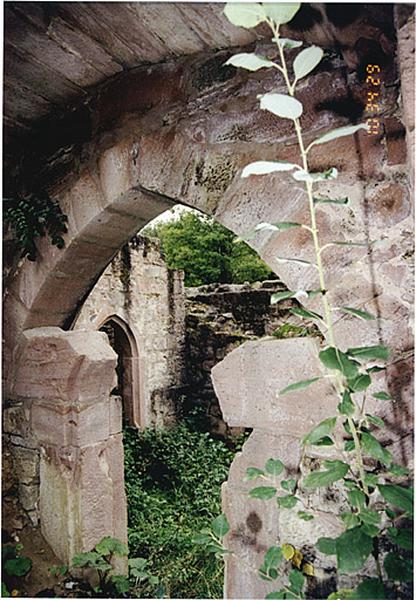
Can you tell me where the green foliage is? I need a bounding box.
[143,210,274,286]
[4,193,68,261]
[124,423,237,598]
[1,543,32,597]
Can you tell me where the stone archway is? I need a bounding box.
[98,316,140,429]
[3,11,413,584]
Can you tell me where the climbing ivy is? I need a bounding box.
[3,192,68,261]
[199,3,413,599]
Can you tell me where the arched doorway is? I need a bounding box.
[99,316,141,429]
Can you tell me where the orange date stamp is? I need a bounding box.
[365,64,382,135]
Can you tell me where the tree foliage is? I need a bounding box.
[143,210,274,286]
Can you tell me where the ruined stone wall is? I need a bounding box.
[185,280,320,436]
[74,236,186,428]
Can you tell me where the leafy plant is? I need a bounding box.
[4,192,68,261]
[1,543,32,597]
[208,3,414,598]
[124,424,240,598]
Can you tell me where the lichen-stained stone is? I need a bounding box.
[212,337,336,436]
[12,327,117,403]
[222,429,344,599]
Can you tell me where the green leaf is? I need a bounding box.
[384,552,413,582]
[298,511,314,521]
[361,523,379,537]
[340,512,360,529]
[361,432,391,466]
[288,569,305,594]
[346,345,389,361]
[372,391,392,401]
[339,307,376,321]
[111,575,130,594]
[271,290,295,304]
[359,508,381,527]
[259,93,303,119]
[335,527,373,573]
[250,486,277,500]
[266,592,286,600]
[388,463,409,476]
[277,494,298,509]
[351,578,385,599]
[278,38,303,49]
[260,546,283,579]
[309,124,368,149]
[313,196,349,205]
[212,514,230,537]
[367,365,385,373]
[4,556,32,577]
[327,591,354,600]
[302,417,336,446]
[293,46,323,80]
[377,484,413,515]
[347,373,371,392]
[279,376,321,395]
[338,391,355,416]
[293,167,338,182]
[265,458,285,476]
[245,466,265,481]
[364,473,379,488]
[303,460,349,489]
[225,53,277,72]
[242,161,299,177]
[387,527,413,550]
[317,537,337,555]
[281,479,296,493]
[365,414,385,428]
[290,307,322,321]
[319,347,359,378]
[313,436,334,446]
[2,583,9,597]
[263,3,301,24]
[223,3,266,28]
[194,533,213,545]
[95,537,128,557]
[241,220,302,240]
[347,489,366,510]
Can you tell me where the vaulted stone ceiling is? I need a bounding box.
[4,2,395,132]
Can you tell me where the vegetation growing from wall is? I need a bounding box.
[143,210,274,286]
[3,193,68,261]
[198,3,413,599]
[123,423,243,598]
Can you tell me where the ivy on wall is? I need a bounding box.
[3,192,68,261]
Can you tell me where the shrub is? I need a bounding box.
[123,424,239,598]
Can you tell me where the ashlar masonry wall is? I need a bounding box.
[74,235,186,428]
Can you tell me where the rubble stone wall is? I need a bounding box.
[185,280,320,436]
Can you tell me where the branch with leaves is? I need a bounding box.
[199,4,413,599]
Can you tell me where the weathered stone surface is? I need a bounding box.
[222,430,344,599]
[12,328,117,403]
[212,337,336,435]
[19,483,39,512]
[10,445,39,485]
[74,236,186,428]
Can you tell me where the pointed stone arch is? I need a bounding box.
[98,315,142,429]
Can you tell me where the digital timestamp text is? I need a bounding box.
[366,64,382,135]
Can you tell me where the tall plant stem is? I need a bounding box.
[273,25,368,495]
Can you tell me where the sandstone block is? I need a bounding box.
[13,327,117,403]
[212,337,336,435]
[31,400,111,447]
